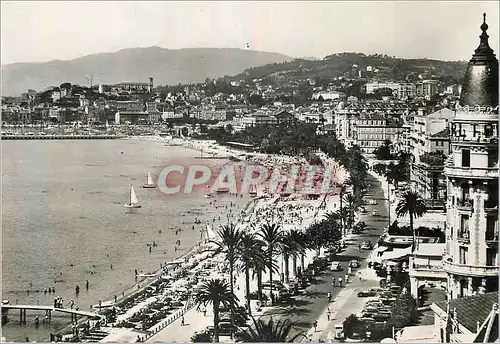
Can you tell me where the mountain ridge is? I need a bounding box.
[1,47,293,96]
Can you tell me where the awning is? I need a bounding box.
[380,247,412,262]
[377,246,389,253]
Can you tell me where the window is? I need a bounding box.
[462,149,470,167]
[488,149,498,168]
[461,215,469,232]
[459,247,468,265]
[486,216,498,240]
[486,248,497,266]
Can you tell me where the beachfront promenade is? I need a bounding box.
[144,172,390,342]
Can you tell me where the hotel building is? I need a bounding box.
[442,14,499,299]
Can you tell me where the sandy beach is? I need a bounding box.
[63,135,349,342]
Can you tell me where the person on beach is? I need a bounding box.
[313,320,318,332]
[86,280,89,290]
[75,285,80,295]
[338,277,342,287]
[181,316,185,326]
[70,299,74,309]
[114,295,117,303]
[327,308,331,321]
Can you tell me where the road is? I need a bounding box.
[261,173,390,339]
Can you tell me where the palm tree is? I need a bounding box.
[298,231,311,275]
[257,222,283,306]
[237,233,266,315]
[286,229,307,279]
[339,183,348,236]
[386,162,399,188]
[251,257,267,306]
[344,193,356,230]
[194,279,238,343]
[212,223,243,338]
[281,231,304,283]
[396,190,427,252]
[236,316,306,342]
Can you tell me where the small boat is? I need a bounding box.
[204,194,212,198]
[92,301,114,309]
[142,171,156,188]
[124,185,142,208]
[249,184,258,197]
[137,273,156,278]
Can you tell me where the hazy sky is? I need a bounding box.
[1,1,499,65]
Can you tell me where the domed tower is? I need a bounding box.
[443,13,499,300]
[459,13,499,107]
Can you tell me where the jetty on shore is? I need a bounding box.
[1,304,103,324]
[1,134,122,140]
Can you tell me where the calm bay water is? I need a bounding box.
[1,139,250,341]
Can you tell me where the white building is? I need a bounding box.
[442,15,498,300]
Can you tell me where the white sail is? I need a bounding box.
[147,172,154,185]
[130,186,139,205]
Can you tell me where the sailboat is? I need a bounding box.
[249,184,258,197]
[124,185,142,208]
[142,171,156,188]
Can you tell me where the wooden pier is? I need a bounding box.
[1,304,103,324]
[194,156,232,159]
[1,134,121,140]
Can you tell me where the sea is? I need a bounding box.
[1,139,251,342]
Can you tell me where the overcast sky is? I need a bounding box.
[1,1,499,65]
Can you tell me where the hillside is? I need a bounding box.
[1,47,292,96]
[232,52,468,85]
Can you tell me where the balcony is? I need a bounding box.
[409,263,447,279]
[445,164,498,179]
[485,232,499,246]
[456,198,474,211]
[443,257,499,277]
[484,199,498,211]
[457,231,470,245]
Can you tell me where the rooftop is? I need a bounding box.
[434,292,498,333]
[459,13,499,107]
[426,108,455,120]
[397,325,436,343]
[412,243,445,257]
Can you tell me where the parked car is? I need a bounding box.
[218,322,239,336]
[349,259,360,268]
[359,206,367,213]
[357,290,377,297]
[361,241,373,250]
[372,210,379,216]
[372,313,391,321]
[368,200,377,205]
[330,262,342,271]
[334,324,345,339]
